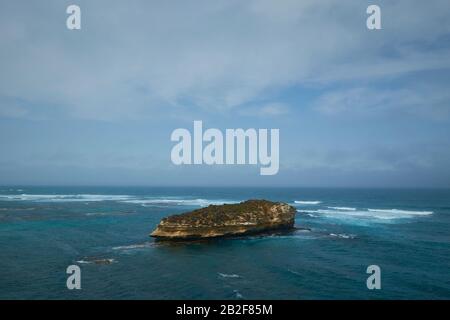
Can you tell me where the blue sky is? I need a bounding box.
[1,0,450,187]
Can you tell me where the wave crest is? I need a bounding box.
[298,207,433,221]
[294,200,321,205]
[328,206,356,211]
[0,194,236,208]
[218,273,241,278]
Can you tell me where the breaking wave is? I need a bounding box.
[294,200,321,205]
[367,208,433,216]
[218,273,241,278]
[0,194,133,202]
[297,207,433,221]
[329,233,356,239]
[0,194,236,208]
[328,206,356,211]
[76,258,116,265]
[121,198,236,207]
[112,242,155,250]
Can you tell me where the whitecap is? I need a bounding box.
[287,269,302,276]
[122,198,236,207]
[0,194,238,208]
[367,208,433,216]
[329,233,356,239]
[112,242,154,250]
[233,290,244,299]
[0,194,134,202]
[85,211,133,216]
[218,273,241,278]
[85,212,109,216]
[328,206,356,211]
[297,207,432,222]
[0,207,35,211]
[294,200,321,205]
[76,258,116,265]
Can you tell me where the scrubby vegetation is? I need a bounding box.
[163,200,280,225]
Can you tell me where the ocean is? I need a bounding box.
[0,186,449,299]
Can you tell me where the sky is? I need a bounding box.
[1,0,450,187]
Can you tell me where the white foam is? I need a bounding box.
[0,207,35,211]
[294,200,321,205]
[367,208,433,216]
[85,211,133,216]
[122,198,236,207]
[112,242,154,250]
[287,269,302,276]
[298,207,433,221]
[76,258,116,264]
[218,273,241,278]
[0,194,134,202]
[0,194,236,207]
[328,206,356,211]
[233,290,244,299]
[329,233,355,239]
[85,212,109,216]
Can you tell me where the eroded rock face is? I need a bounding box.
[150,199,296,240]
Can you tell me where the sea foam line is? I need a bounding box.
[0,194,236,207]
[0,194,134,202]
[327,206,356,211]
[367,208,433,215]
[112,242,154,250]
[218,273,241,278]
[297,207,433,220]
[294,200,321,205]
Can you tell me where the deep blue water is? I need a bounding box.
[0,186,449,299]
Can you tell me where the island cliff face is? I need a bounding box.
[150,199,296,240]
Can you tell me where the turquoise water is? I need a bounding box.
[0,187,449,299]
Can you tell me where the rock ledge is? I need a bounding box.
[150,199,296,240]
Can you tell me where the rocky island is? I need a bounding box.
[150,199,296,240]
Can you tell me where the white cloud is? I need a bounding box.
[313,85,450,119]
[0,0,450,120]
[238,102,290,117]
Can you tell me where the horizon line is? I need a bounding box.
[1,185,450,190]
